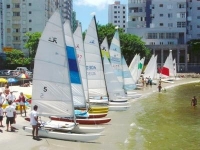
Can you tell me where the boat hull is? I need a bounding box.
[50,116,111,125]
[109,101,130,106]
[12,124,101,142]
[24,118,105,133]
[108,105,131,111]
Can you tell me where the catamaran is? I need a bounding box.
[12,10,103,142]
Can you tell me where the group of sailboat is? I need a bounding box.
[12,6,148,141]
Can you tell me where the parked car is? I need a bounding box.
[13,67,32,76]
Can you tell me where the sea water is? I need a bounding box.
[124,83,200,150]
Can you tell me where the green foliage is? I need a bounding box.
[5,49,31,69]
[187,39,200,55]
[24,32,41,58]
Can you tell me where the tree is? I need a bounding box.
[83,23,151,65]
[187,39,200,63]
[24,32,41,58]
[5,49,32,69]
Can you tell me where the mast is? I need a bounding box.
[58,0,76,124]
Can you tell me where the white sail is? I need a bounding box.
[129,54,138,72]
[73,24,89,102]
[103,56,125,100]
[32,10,74,117]
[64,20,86,108]
[121,56,136,91]
[109,30,123,87]
[143,54,155,78]
[130,54,140,83]
[84,16,107,97]
[160,50,175,77]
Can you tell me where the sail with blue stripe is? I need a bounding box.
[64,20,86,107]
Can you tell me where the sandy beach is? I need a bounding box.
[0,78,200,150]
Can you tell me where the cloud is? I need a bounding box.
[90,12,96,16]
[74,0,115,10]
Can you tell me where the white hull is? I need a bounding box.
[109,101,130,106]
[108,105,130,111]
[126,94,142,99]
[71,125,105,134]
[127,91,137,94]
[89,99,108,104]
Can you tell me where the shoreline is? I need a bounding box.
[0,78,200,150]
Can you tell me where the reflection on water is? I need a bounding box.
[126,83,200,150]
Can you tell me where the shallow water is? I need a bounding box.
[125,83,200,150]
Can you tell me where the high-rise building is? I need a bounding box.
[0,0,74,56]
[126,0,200,72]
[1,0,57,55]
[108,1,127,32]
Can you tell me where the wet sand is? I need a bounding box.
[0,78,200,150]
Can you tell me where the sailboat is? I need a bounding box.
[12,10,102,142]
[50,20,111,124]
[160,50,175,83]
[83,16,109,108]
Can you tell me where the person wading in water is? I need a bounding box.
[191,96,197,108]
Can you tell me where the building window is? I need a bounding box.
[123,16,125,18]
[118,21,120,23]
[177,22,186,28]
[7,28,11,33]
[177,3,185,8]
[198,7,200,10]
[114,21,117,23]
[197,16,200,19]
[13,36,20,41]
[114,6,117,8]
[7,5,10,8]
[149,42,155,45]
[123,25,125,28]
[168,23,173,27]
[159,33,165,39]
[123,6,125,9]
[118,16,120,18]
[114,16,117,18]
[123,11,125,14]
[14,3,20,8]
[118,11,120,13]
[123,21,125,23]
[160,23,163,26]
[22,28,26,33]
[197,25,200,28]
[166,33,176,38]
[114,11,117,14]
[14,28,20,32]
[148,33,157,39]
[159,4,163,7]
[168,41,174,45]
[168,13,173,18]
[160,14,163,17]
[177,12,186,18]
[29,20,32,22]
[160,42,163,45]
[29,3,31,6]
[13,12,20,16]
[29,28,32,31]
[29,11,32,14]
[197,34,200,38]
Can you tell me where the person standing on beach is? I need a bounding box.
[4,100,16,132]
[30,105,39,139]
[191,96,197,108]
[6,91,16,102]
[158,84,162,92]
[18,92,26,117]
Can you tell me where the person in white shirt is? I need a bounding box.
[30,105,39,139]
[6,91,16,102]
[4,101,16,132]
[0,92,5,105]
[0,104,4,128]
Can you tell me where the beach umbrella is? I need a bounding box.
[0,78,7,87]
[17,73,29,84]
[7,78,18,86]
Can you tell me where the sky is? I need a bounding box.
[73,0,128,31]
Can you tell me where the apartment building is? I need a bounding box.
[108,1,127,31]
[127,0,200,72]
[1,0,74,56]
